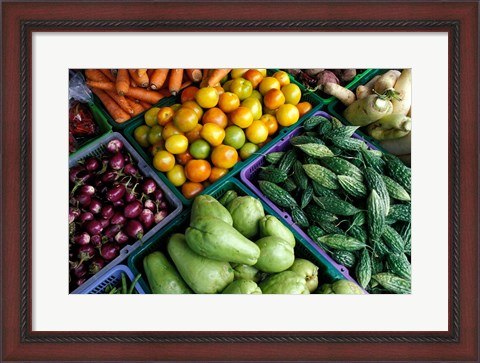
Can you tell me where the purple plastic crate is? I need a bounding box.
[240,110,379,291]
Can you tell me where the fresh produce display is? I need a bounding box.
[243,113,411,294]
[68,68,412,296]
[68,136,176,292]
[121,68,315,201]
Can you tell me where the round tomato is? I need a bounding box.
[152,150,175,172]
[272,70,291,87]
[134,125,151,148]
[182,100,204,120]
[202,107,228,129]
[211,144,238,169]
[167,164,187,187]
[281,83,302,105]
[218,92,240,113]
[195,87,219,109]
[229,78,253,101]
[245,120,269,144]
[149,140,165,157]
[181,181,204,199]
[230,68,249,79]
[241,97,262,120]
[229,106,254,128]
[147,125,164,145]
[162,122,184,141]
[165,134,189,154]
[222,79,233,92]
[189,139,211,160]
[208,166,229,183]
[239,142,259,160]
[175,150,193,166]
[276,103,300,127]
[185,124,203,144]
[173,107,199,133]
[263,88,285,110]
[258,77,281,95]
[157,106,174,126]
[184,159,211,183]
[256,69,267,77]
[223,125,246,150]
[144,107,160,127]
[180,86,199,104]
[259,114,279,136]
[200,123,225,146]
[243,69,264,89]
[250,90,263,102]
[296,101,313,117]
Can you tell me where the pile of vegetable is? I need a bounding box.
[103,272,142,294]
[252,114,412,294]
[141,192,364,294]
[68,137,172,292]
[128,69,313,200]
[69,101,98,153]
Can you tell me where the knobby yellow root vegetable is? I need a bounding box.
[379,132,411,157]
[320,82,356,106]
[374,70,402,94]
[366,113,412,140]
[391,69,412,115]
[343,93,393,126]
[356,75,381,99]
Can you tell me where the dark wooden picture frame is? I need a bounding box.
[1,1,478,361]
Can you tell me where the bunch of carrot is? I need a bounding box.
[85,68,229,124]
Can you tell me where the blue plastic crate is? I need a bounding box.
[81,264,145,294]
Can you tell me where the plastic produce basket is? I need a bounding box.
[92,90,177,131]
[80,264,145,294]
[280,69,374,105]
[128,176,356,294]
[69,101,113,158]
[327,68,394,151]
[122,74,324,206]
[69,132,183,294]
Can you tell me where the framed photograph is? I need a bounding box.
[1,1,478,361]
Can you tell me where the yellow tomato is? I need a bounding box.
[173,107,199,132]
[167,164,187,187]
[281,83,302,105]
[276,103,300,127]
[152,150,176,172]
[259,114,279,136]
[230,68,249,79]
[229,106,254,128]
[272,70,291,87]
[165,134,189,154]
[162,121,184,141]
[241,97,263,120]
[258,77,281,95]
[200,123,225,146]
[245,120,269,144]
[195,87,219,108]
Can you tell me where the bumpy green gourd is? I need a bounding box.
[222,279,262,294]
[167,233,234,294]
[227,196,265,239]
[259,271,310,294]
[185,216,260,265]
[143,251,192,294]
[254,236,295,273]
[190,194,233,225]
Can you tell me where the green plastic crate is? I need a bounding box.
[127,176,351,294]
[122,72,324,206]
[281,69,374,105]
[69,101,112,158]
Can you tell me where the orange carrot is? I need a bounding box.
[99,69,115,82]
[115,69,130,96]
[186,69,202,82]
[200,69,213,88]
[158,88,171,97]
[147,69,155,78]
[125,87,164,104]
[128,69,149,88]
[85,69,111,82]
[86,80,115,91]
[207,68,231,87]
[138,100,153,109]
[126,98,145,117]
[180,80,193,91]
[168,69,184,96]
[105,89,134,115]
[91,88,131,123]
[137,69,148,77]
[149,69,169,90]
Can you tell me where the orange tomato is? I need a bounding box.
[296,101,313,117]
[185,124,203,144]
[243,69,264,89]
[162,122,184,141]
[173,107,199,133]
[180,86,200,104]
[276,103,300,127]
[149,140,165,157]
[229,106,254,128]
[175,150,193,166]
[152,150,175,172]
[182,100,204,120]
[156,106,175,126]
[181,181,204,199]
[211,144,238,169]
[259,114,279,136]
[202,107,228,129]
[263,88,286,110]
[218,92,240,113]
[184,159,211,183]
[214,86,225,96]
[272,70,291,87]
[258,77,281,95]
[200,123,225,146]
[245,120,269,144]
[195,86,219,109]
[208,166,229,183]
